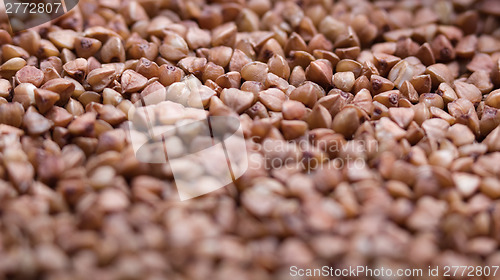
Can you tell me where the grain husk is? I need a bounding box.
[305,59,333,88]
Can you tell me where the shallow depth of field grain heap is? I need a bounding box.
[0,0,500,279]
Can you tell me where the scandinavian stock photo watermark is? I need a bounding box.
[126,75,248,201]
[289,265,500,278]
[126,75,376,201]
[249,135,374,171]
[2,0,79,32]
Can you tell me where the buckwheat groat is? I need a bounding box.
[0,0,499,279]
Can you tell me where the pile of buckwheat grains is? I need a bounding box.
[0,0,500,279]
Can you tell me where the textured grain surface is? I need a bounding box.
[0,0,499,279]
